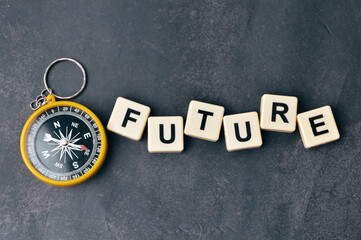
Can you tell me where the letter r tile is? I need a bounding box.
[297,105,340,148]
[107,97,151,141]
[184,100,225,142]
[260,94,298,133]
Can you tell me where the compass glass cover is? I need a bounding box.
[25,105,102,181]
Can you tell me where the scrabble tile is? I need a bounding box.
[223,112,263,152]
[107,97,151,141]
[148,116,184,153]
[184,100,225,142]
[260,94,298,133]
[297,105,340,148]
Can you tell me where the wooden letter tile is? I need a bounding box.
[184,100,225,142]
[107,97,151,141]
[148,116,184,153]
[297,105,340,148]
[260,94,298,133]
[223,112,263,151]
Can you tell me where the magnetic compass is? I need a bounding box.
[20,58,107,187]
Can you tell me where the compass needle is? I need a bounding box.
[68,142,82,149]
[43,133,52,142]
[68,146,82,152]
[44,133,61,144]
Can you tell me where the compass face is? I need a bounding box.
[25,105,102,181]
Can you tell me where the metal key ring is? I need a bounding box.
[43,58,87,100]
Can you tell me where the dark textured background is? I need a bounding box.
[0,0,360,239]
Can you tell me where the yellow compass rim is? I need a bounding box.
[20,96,108,187]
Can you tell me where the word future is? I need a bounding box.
[107,94,340,153]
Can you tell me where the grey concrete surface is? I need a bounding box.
[0,0,360,239]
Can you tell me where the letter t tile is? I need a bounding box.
[184,100,225,142]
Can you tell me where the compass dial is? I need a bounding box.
[25,105,103,181]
